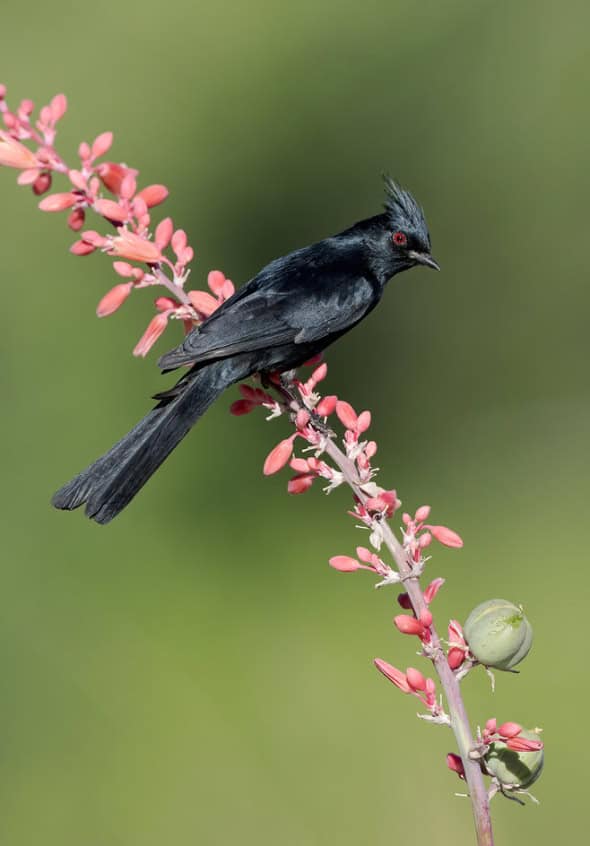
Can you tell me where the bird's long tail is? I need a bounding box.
[52,357,251,524]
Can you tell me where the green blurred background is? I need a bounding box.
[1,1,588,843]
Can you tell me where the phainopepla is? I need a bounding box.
[52,178,439,523]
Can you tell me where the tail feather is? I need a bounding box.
[52,358,250,524]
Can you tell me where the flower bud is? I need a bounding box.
[484,729,544,789]
[464,599,533,670]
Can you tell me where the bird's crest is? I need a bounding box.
[383,176,429,244]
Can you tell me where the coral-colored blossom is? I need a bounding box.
[109,229,162,263]
[426,525,464,548]
[133,312,169,357]
[374,659,412,693]
[497,722,522,739]
[263,435,296,476]
[137,184,169,207]
[406,667,426,691]
[394,615,425,636]
[96,282,133,317]
[505,736,544,753]
[38,192,78,212]
[335,400,358,430]
[0,133,38,169]
[329,555,361,572]
[423,577,445,604]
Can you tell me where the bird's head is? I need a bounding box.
[367,177,439,282]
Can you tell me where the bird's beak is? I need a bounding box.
[408,250,441,271]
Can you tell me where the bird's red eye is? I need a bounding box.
[392,231,407,247]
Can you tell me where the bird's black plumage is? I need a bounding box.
[52,178,438,523]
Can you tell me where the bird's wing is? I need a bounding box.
[158,250,379,371]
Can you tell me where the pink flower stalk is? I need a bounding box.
[0,82,233,356]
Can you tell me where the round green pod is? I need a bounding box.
[464,599,533,670]
[484,729,544,789]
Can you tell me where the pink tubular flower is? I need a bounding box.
[374,659,412,693]
[137,184,169,207]
[96,282,133,317]
[426,525,464,548]
[133,312,169,357]
[109,229,162,263]
[329,555,362,572]
[394,615,426,636]
[423,577,445,605]
[38,192,78,212]
[497,722,522,739]
[506,736,544,753]
[335,400,358,430]
[406,667,426,691]
[0,133,38,169]
[263,435,296,476]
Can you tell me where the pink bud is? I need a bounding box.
[356,546,374,564]
[97,162,128,194]
[374,659,411,693]
[0,135,38,169]
[32,172,52,196]
[288,474,314,494]
[419,608,433,628]
[335,400,358,430]
[112,261,134,277]
[78,141,91,161]
[91,131,113,159]
[329,555,361,572]
[207,269,226,295]
[171,229,188,255]
[70,240,96,256]
[316,395,338,416]
[427,525,464,549]
[81,230,107,248]
[96,282,133,317]
[406,667,426,691]
[188,290,219,318]
[132,196,148,219]
[133,312,169,357]
[155,217,174,250]
[155,297,178,312]
[506,736,543,753]
[356,410,371,434]
[120,172,137,200]
[423,577,445,604]
[290,457,310,473]
[38,192,78,212]
[94,198,128,222]
[178,247,194,266]
[497,722,522,739]
[68,169,87,191]
[446,753,465,779]
[67,208,86,231]
[448,619,465,643]
[263,435,296,476]
[137,184,169,208]
[485,718,497,734]
[50,93,67,122]
[447,648,465,670]
[109,230,162,263]
[221,279,235,299]
[365,440,377,458]
[418,532,432,548]
[394,615,425,636]
[415,505,431,522]
[17,168,40,186]
[230,399,255,416]
[397,592,412,610]
[311,362,328,384]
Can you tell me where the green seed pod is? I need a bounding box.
[484,729,544,789]
[464,599,533,670]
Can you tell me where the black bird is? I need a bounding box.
[52,178,439,523]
